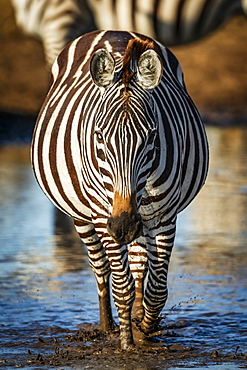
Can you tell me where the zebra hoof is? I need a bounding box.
[107,322,120,336]
[132,320,149,343]
[132,306,144,322]
[100,320,119,336]
[119,337,135,351]
[133,323,167,347]
[120,342,136,351]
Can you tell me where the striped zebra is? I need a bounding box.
[11,0,247,66]
[31,30,209,349]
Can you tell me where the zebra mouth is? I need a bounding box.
[107,213,143,245]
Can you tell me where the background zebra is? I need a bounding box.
[11,0,247,66]
[31,30,209,348]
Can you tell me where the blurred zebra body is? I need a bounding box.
[31,30,209,348]
[89,0,246,45]
[11,0,96,66]
[11,0,246,66]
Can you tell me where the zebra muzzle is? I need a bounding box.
[107,212,143,245]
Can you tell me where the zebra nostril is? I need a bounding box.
[115,229,124,240]
[107,218,113,233]
[107,222,124,243]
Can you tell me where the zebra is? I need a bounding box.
[11,0,96,66]
[31,30,209,349]
[11,0,247,66]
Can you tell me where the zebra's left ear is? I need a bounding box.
[90,49,115,89]
[136,49,163,90]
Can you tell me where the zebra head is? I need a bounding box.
[90,39,163,245]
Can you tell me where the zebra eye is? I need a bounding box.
[95,131,104,143]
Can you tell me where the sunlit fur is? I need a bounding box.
[31,30,209,349]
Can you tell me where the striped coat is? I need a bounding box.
[31,30,209,349]
[11,0,247,66]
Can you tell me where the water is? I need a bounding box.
[0,126,246,368]
[167,126,247,353]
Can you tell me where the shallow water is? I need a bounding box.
[0,126,247,368]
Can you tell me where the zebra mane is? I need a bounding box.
[122,38,155,89]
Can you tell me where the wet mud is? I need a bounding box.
[1,321,247,369]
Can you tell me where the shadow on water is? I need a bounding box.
[0,120,246,368]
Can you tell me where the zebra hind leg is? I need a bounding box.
[74,219,115,332]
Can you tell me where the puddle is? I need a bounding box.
[0,126,246,368]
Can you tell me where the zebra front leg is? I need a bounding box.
[128,238,147,322]
[141,228,175,335]
[105,241,135,350]
[74,219,115,332]
[128,240,149,344]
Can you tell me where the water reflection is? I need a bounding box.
[0,145,96,332]
[0,126,246,356]
[179,127,247,243]
[175,126,247,277]
[165,126,247,353]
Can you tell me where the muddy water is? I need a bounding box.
[0,126,247,369]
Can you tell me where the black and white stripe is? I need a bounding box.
[31,30,208,349]
[11,0,246,66]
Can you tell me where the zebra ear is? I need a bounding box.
[90,49,115,88]
[136,49,162,89]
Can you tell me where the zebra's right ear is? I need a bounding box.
[90,49,115,89]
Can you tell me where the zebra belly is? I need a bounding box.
[32,136,92,223]
[35,166,92,222]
